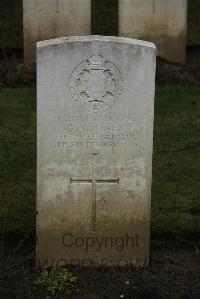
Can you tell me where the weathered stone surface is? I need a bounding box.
[119,0,187,63]
[37,36,156,267]
[23,0,91,62]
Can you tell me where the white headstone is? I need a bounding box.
[119,0,187,63]
[23,0,91,62]
[37,36,156,268]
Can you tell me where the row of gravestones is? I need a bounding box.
[24,0,188,63]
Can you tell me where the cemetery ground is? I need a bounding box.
[0,84,200,298]
[0,0,200,298]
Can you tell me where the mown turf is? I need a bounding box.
[0,88,36,235]
[152,86,200,235]
[0,86,199,236]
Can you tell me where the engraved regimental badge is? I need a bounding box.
[69,54,123,113]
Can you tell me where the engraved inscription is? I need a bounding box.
[69,54,123,113]
[50,115,141,149]
[55,133,138,148]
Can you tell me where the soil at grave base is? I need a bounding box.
[0,236,200,299]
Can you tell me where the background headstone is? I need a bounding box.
[119,0,188,63]
[23,0,91,62]
[37,36,156,267]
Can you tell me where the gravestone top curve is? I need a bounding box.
[37,35,156,49]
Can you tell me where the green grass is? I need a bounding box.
[0,88,36,235]
[0,0,199,50]
[0,86,199,236]
[152,86,200,234]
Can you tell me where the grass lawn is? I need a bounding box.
[0,88,36,235]
[152,86,200,235]
[0,86,199,237]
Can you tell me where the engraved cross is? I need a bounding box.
[70,153,119,232]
